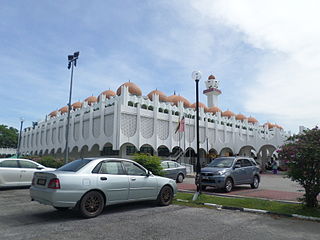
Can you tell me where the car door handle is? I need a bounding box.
[100,177,108,181]
[21,170,26,172]
[131,178,136,181]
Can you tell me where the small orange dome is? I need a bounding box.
[208,75,216,80]
[59,106,68,114]
[167,94,178,103]
[236,113,247,121]
[190,102,208,112]
[264,122,276,129]
[49,110,58,117]
[169,95,191,108]
[222,110,235,118]
[100,89,116,99]
[116,82,142,96]
[147,90,168,102]
[207,106,222,114]
[72,101,82,109]
[85,96,97,105]
[248,117,258,124]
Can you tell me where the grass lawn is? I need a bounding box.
[174,192,320,218]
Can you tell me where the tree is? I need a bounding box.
[133,153,164,176]
[0,125,18,148]
[278,126,320,207]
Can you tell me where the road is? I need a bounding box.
[0,188,319,240]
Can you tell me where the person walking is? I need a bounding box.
[272,160,278,174]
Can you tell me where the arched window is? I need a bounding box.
[128,101,134,107]
[164,109,169,114]
[134,103,139,107]
[148,106,154,111]
[141,104,147,109]
[158,108,163,113]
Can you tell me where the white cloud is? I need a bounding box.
[189,0,320,132]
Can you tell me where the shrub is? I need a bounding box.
[278,126,320,208]
[29,155,64,168]
[133,153,164,176]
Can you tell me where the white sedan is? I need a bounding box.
[0,158,55,187]
[30,158,177,218]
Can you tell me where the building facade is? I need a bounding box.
[20,76,289,167]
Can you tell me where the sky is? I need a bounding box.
[1,0,319,134]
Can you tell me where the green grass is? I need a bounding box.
[174,192,320,218]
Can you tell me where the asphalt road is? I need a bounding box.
[0,188,319,240]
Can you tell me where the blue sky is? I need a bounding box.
[1,0,319,133]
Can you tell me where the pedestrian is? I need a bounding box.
[272,161,278,174]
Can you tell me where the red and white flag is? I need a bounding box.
[175,116,185,133]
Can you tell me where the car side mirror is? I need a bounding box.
[146,170,152,177]
[234,164,241,169]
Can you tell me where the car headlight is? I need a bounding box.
[218,171,227,175]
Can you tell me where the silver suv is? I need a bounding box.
[200,157,260,192]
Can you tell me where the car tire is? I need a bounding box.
[250,175,259,189]
[176,173,184,183]
[54,207,69,211]
[79,191,105,218]
[224,178,233,193]
[201,185,207,191]
[157,185,173,206]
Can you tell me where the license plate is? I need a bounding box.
[202,176,209,180]
[37,178,46,185]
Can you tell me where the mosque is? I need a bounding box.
[20,75,289,169]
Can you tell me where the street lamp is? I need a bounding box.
[191,71,202,200]
[64,51,80,164]
[17,117,24,158]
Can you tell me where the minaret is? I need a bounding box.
[203,75,222,107]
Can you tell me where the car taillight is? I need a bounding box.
[48,178,60,189]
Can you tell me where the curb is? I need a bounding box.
[176,199,320,222]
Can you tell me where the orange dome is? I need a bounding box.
[236,113,247,121]
[59,106,68,114]
[116,82,142,96]
[275,124,283,129]
[72,101,82,109]
[100,89,116,99]
[147,90,168,102]
[248,117,258,124]
[85,96,97,105]
[190,102,208,112]
[49,110,58,117]
[169,95,191,108]
[208,75,216,80]
[222,110,235,118]
[207,106,222,114]
[167,94,178,103]
[264,122,276,129]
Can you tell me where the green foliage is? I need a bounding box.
[29,155,64,168]
[278,126,320,208]
[0,125,18,148]
[133,153,164,176]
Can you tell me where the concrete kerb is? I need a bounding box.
[175,199,320,222]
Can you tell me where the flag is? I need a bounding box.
[175,116,185,133]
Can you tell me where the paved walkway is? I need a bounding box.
[178,173,310,202]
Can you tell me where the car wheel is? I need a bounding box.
[201,185,207,191]
[157,185,173,206]
[250,175,259,189]
[176,173,184,183]
[224,178,233,193]
[79,191,105,218]
[54,207,69,211]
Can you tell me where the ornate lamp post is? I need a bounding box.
[64,51,79,164]
[192,71,202,200]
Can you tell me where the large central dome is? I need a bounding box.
[117,82,142,96]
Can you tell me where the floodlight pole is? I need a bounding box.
[17,117,24,158]
[64,52,79,164]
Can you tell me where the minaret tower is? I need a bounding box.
[203,75,222,107]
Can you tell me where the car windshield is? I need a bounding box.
[57,158,92,172]
[207,158,234,168]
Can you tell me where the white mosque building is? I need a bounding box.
[20,75,289,168]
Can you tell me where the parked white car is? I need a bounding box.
[0,158,55,187]
[30,158,177,218]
